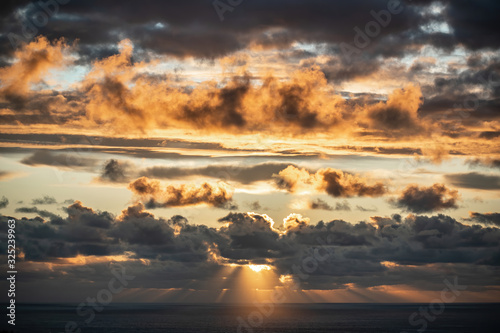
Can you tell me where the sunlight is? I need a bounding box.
[247,264,272,273]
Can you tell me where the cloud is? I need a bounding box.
[275,165,387,197]
[356,205,377,212]
[99,159,133,183]
[95,160,296,184]
[82,52,348,134]
[467,212,500,227]
[128,177,235,209]
[444,172,500,190]
[217,212,284,260]
[31,196,57,205]
[0,196,8,209]
[359,84,426,135]
[247,201,262,211]
[1,36,496,153]
[15,206,60,220]
[283,213,310,232]
[140,162,294,184]
[0,36,70,109]
[309,199,351,211]
[445,0,500,50]
[21,150,99,170]
[2,201,500,297]
[118,202,155,221]
[0,1,427,60]
[0,171,20,180]
[392,183,460,213]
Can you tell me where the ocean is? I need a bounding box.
[2,303,499,333]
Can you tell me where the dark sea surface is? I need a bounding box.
[1,303,499,333]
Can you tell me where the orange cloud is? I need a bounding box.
[128,177,235,208]
[357,84,426,135]
[275,165,387,197]
[0,36,70,107]
[283,213,310,232]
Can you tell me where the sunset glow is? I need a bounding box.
[0,0,499,311]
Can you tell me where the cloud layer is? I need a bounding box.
[1,201,499,300]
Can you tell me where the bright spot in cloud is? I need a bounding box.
[248,264,272,272]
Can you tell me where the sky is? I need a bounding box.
[0,0,499,304]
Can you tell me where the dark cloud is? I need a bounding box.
[0,133,254,152]
[247,201,262,211]
[128,177,235,209]
[218,212,285,260]
[467,212,500,227]
[479,131,500,140]
[356,205,378,212]
[467,158,500,169]
[444,172,500,190]
[1,202,500,296]
[309,199,351,211]
[392,183,460,213]
[99,159,132,183]
[0,196,8,209]
[31,195,57,205]
[0,0,428,60]
[444,0,500,50]
[140,162,294,185]
[309,56,381,84]
[21,150,99,170]
[15,206,60,221]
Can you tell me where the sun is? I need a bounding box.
[247,264,272,273]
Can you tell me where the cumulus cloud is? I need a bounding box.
[283,213,310,232]
[392,183,460,213]
[82,50,348,134]
[2,201,500,298]
[118,202,155,221]
[359,84,426,135]
[1,37,436,140]
[275,165,387,197]
[128,177,235,209]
